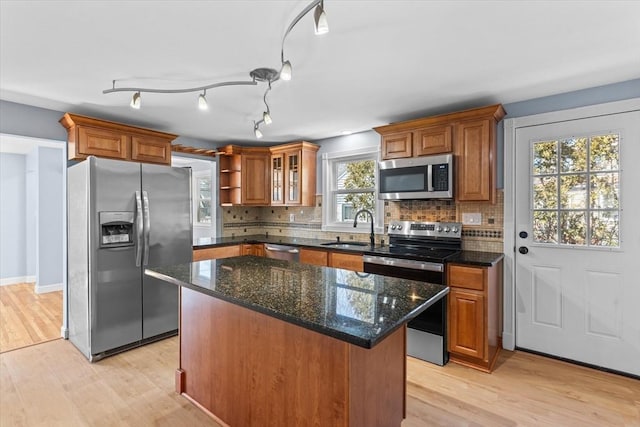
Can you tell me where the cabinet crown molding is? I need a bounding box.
[373,104,506,135]
[59,112,178,140]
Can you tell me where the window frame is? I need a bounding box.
[193,169,213,227]
[321,147,383,233]
[529,132,621,250]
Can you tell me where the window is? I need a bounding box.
[531,133,620,247]
[195,173,212,225]
[171,154,216,239]
[322,148,382,233]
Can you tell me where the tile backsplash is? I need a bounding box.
[222,191,504,253]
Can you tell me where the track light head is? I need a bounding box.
[280,60,292,81]
[254,123,263,139]
[198,92,208,110]
[130,92,141,109]
[314,1,328,35]
[263,111,272,125]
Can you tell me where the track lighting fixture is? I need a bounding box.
[263,111,272,125]
[130,92,141,109]
[279,60,292,81]
[198,91,208,110]
[314,1,329,35]
[254,122,263,139]
[104,0,328,138]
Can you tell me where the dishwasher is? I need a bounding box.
[264,244,300,262]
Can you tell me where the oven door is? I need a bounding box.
[363,255,448,365]
[362,255,445,336]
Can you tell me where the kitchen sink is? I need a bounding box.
[321,241,369,248]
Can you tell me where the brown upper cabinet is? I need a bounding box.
[270,142,319,206]
[217,142,318,207]
[374,104,505,203]
[60,113,177,165]
[217,145,270,206]
[241,148,271,206]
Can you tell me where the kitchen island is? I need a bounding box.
[146,256,448,427]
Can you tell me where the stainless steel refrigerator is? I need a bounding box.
[68,156,192,361]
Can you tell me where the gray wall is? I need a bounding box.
[0,99,217,149]
[309,78,640,190]
[0,153,27,280]
[498,78,640,188]
[313,130,380,193]
[25,149,37,275]
[37,146,63,286]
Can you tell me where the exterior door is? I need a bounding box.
[514,109,640,376]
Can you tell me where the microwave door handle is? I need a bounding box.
[427,164,434,192]
[142,191,151,266]
[135,191,143,267]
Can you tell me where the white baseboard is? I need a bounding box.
[0,275,36,286]
[35,282,63,294]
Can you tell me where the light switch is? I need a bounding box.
[462,213,481,225]
[289,213,295,222]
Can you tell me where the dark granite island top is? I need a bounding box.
[146,256,448,349]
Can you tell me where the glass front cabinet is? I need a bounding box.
[270,142,319,207]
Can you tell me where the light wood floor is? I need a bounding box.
[0,283,63,353]
[1,337,638,426]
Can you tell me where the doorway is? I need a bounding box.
[504,99,640,376]
[0,134,65,352]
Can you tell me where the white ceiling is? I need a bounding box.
[1,1,639,147]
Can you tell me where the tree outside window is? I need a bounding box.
[531,133,620,248]
[322,149,382,232]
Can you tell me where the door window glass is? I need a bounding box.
[531,133,620,247]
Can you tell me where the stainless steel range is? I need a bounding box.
[363,221,462,365]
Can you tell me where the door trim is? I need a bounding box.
[502,97,640,350]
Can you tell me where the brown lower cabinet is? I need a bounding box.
[177,287,406,426]
[447,260,502,372]
[328,251,364,272]
[192,245,241,261]
[299,248,329,266]
[241,243,265,257]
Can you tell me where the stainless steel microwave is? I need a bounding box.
[378,154,453,200]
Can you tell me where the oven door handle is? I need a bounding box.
[363,255,443,272]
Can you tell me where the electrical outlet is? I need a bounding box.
[289,213,295,222]
[462,213,481,225]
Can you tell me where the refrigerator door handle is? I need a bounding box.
[142,190,151,266]
[135,191,144,267]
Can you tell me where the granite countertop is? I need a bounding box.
[146,256,448,349]
[194,234,504,265]
[447,251,504,266]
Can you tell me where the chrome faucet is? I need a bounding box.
[353,209,375,247]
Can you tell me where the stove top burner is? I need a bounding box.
[388,220,462,239]
[385,220,463,262]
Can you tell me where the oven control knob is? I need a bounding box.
[390,224,396,230]
[397,225,403,230]
[444,226,451,233]
[436,226,443,232]
[452,226,459,233]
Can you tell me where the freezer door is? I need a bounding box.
[90,157,143,354]
[141,163,192,339]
